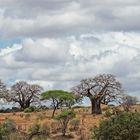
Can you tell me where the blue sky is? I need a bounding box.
[0,38,21,48]
[0,0,140,105]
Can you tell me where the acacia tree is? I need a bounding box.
[6,81,43,109]
[72,74,123,114]
[41,90,75,118]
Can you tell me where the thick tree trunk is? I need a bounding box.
[25,100,30,109]
[19,102,25,109]
[19,101,30,110]
[91,98,102,114]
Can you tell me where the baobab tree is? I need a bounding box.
[72,74,123,114]
[5,81,43,109]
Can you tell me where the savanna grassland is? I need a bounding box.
[0,105,140,140]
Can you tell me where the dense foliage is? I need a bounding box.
[93,112,140,140]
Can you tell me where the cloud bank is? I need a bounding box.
[0,0,140,38]
[0,32,140,97]
[0,0,140,100]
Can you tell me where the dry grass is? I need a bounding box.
[0,107,104,131]
[0,104,139,139]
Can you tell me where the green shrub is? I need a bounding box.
[24,108,32,113]
[24,106,40,113]
[72,106,86,109]
[28,123,50,139]
[11,107,22,112]
[55,110,76,136]
[0,119,17,139]
[0,107,22,113]
[93,112,140,140]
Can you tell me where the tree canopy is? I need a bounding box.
[41,90,75,117]
[5,81,43,109]
[72,74,123,114]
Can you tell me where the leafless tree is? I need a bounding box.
[0,80,7,97]
[6,81,43,109]
[121,95,138,112]
[72,74,123,114]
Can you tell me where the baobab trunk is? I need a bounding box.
[91,98,102,114]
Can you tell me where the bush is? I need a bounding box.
[0,107,22,113]
[39,105,49,110]
[0,108,11,113]
[72,106,86,109]
[55,110,76,136]
[104,110,113,117]
[24,106,40,113]
[0,119,17,139]
[40,124,50,136]
[11,107,22,112]
[93,112,140,140]
[28,123,50,139]
[29,124,41,134]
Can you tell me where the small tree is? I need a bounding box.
[55,110,76,136]
[72,74,123,114]
[121,95,138,112]
[5,81,43,109]
[41,90,75,117]
[93,112,140,140]
[0,80,8,98]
